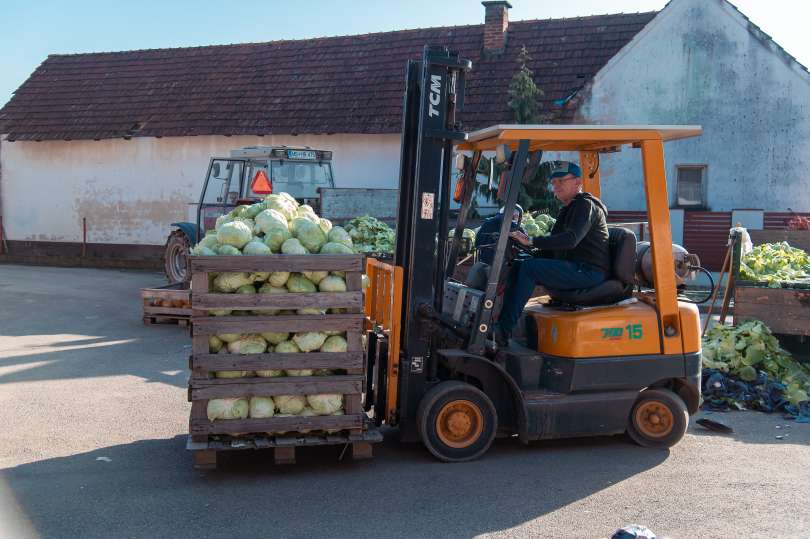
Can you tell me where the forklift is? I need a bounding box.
[364,46,703,462]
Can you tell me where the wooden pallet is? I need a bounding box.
[142,282,191,325]
[187,427,382,469]
[187,254,378,469]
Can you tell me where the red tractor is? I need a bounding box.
[163,146,335,282]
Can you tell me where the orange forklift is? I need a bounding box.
[363,46,703,462]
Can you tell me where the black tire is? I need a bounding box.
[417,381,497,462]
[164,229,191,283]
[627,388,689,449]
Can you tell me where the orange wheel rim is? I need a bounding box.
[635,400,675,438]
[435,399,484,449]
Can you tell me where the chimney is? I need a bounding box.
[482,1,512,52]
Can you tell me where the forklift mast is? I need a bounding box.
[393,46,471,436]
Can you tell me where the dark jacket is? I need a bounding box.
[475,213,525,265]
[532,192,610,273]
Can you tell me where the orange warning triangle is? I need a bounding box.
[251,169,273,194]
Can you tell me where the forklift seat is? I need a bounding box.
[545,227,637,307]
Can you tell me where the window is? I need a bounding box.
[676,165,707,208]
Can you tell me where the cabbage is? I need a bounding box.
[227,334,267,354]
[209,335,224,353]
[249,272,270,282]
[209,309,232,316]
[243,240,272,255]
[215,214,233,230]
[255,208,288,232]
[740,242,810,285]
[249,396,275,418]
[293,332,327,352]
[217,333,241,343]
[263,222,292,252]
[244,202,267,219]
[286,274,317,293]
[268,272,290,287]
[235,284,256,295]
[281,238,309,255]
[302,271,329,284]
[297,308,326,315]
[275,395,306,415]
[320,242,354,255]
[207,398,249,421]
[264,195,298,222]
[286,369,314,377]
[215,370,250,378]
[255,369,284,377]
[344,216,395,253]
[361,274,369,289]
[314,369,334,376]
[215,244,242,256]
[319,275,347,292]
[260,332,290,345]
[327,226,353,248]
[213,272,254,292]
[319,218,333,234]
[274,340,301,353]
[307,394,343,415]
[191,245,217,256]
[217,221,253,249]
[321,335,348,353]
[294,219,328,252]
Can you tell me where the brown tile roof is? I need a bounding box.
[0,12,656,141]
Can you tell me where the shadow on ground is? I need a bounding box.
[0,265,188,388]
[1,429,669,538]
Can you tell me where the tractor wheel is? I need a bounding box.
[164,229,191,283]
[417,381,497,462]
[627,388,689,449]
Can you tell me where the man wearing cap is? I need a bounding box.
[494,161,610,345]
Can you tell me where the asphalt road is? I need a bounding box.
[0,264,808,538]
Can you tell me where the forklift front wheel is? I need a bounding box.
[627,388,689,449]
[417,381,497,463]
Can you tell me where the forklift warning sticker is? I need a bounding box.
[420,192,435,219]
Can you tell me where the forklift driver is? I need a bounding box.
[494,161,610,345]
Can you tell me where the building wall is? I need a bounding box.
[575,0,810,213]
[0,133,400,245]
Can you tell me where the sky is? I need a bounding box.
[1,0,808,107]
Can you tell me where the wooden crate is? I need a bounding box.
[732,234,810,336]
[187,254,378,469]
[142,282,191,326]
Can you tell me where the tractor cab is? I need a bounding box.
[364,46,704,462]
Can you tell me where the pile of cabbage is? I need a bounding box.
[344,215,396,254]
[522,212,556,238]
[190,192,355,257]
[207,394,345,423]
[702,320,810,406]
[739,242,810,286]
[207,331,349,422]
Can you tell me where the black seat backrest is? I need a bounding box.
[608,227,637,285]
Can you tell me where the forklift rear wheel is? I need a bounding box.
[164,229,191,283]
[627,388,688,449]
[417,381,497,462]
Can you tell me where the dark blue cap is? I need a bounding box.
[549,161,582,179]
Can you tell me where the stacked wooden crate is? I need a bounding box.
[186,254,380,469]
[141,282,192,326]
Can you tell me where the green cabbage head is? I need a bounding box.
[319,275,347,292]
[286,274,317,293]
[293,332,327,352]
[213,272,254,292]
[321,335,348,352]
[227,334,267,354]
[207,398,249,421]
[307,394,344,415]
[217,220,253,248]
[281,238,309,255]
[249,396,275,418]
[275,395,306,415]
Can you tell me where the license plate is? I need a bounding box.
[287,150,316,160]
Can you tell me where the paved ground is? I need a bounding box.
[0,264,808,539]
